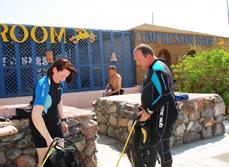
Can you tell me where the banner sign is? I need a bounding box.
[135,31,216,46]
[0,23,96,44]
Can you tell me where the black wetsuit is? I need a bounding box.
[141,59,178,167]
[29,76,64,148]
[106,83,123,96]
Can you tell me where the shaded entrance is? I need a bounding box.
[158,49,171,66]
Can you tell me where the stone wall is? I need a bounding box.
[0,106,98,167]
[94,93,226,147]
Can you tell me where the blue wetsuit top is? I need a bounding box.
[33,76,64,113]
[32,76,64,128]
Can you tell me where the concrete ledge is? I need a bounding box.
[0,86,140,109]
[0,104,28,117]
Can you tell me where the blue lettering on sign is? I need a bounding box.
[148,32,158,43]
[209,38,214,45]
[160,33,164,44]
[161,33,169,45]
[179,35,184,45]
[203,37,207,45]
[184,35,189,45]
[169,34,174,45]
[196,36,201,45]
[189,36,194,45]
[136,31,214,46]
[157,32,162,44]
[145,32,149,43]
[135,32,140,43]
[174,34,179,44]
[142,32,146,43]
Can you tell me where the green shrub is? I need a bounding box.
[172,49,229,105]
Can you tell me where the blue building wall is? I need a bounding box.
[0,24,136,97]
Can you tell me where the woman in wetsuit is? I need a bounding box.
[29,59,76,167]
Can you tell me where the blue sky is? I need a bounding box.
[0,0,229,37]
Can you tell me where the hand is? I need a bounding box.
[106,92,112,96]
[139,110,150,122]
[61,121,68,133]
[46,137,53,147]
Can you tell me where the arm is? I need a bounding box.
[32,105,53,146]
[104,82,111,96]
[139,70,171,121]
[148,70,171,111]
[105,81,110,91]
[57,99,68,133]
[57,100,65,119]
[32,76,53,146]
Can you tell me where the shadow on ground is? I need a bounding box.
[96,133,226,155]
[96,134,125,152]
[172,134,225,155]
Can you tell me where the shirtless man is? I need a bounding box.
[105,65,122,96]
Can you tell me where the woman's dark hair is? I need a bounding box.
[47,58,77,83]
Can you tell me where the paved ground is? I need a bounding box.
[96,121,229,167]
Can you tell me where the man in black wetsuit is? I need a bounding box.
[133,44,178,167]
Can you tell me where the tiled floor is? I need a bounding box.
[96,121,229,167]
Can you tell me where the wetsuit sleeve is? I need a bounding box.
[33,80,49,106]
[148,70,172,111]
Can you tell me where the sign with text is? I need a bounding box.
[135,31,216,46]
[0,23,96,44]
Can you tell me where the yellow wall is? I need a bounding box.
[132,30,229,85]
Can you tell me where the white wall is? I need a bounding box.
[0,86,141,108]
